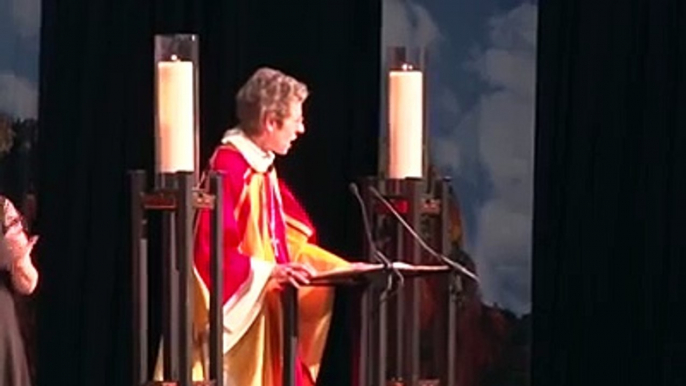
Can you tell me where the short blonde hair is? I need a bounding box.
[236,67,308,135]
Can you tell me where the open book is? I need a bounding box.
[310,261,451,285]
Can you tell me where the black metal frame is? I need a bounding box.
[359,176,457,386]
[281,176,458,386]
[130,170,224,386]
[142,172,460,386]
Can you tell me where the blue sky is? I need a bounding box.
[383,0,537,315]
[0,0,41,119]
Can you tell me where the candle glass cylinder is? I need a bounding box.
[154,34,200,185]
[384,46,427,180]
[387,46,426,72]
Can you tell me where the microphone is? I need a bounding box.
[349,183,404,286]
[368,186,479,283]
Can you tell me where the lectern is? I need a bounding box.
[279,176,465,386]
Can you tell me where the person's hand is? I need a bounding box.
[4,227,36,265]
[10,235,39,294]
[270,262,316,288]
[12,234,37,263]
[5,226,29,253]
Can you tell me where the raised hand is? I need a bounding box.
[10,235,39,294]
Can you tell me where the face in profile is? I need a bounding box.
[263,100,306,155]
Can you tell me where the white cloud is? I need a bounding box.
[473,196,533,313]
[382,0,441,58]
[489,3,538,50]
[382,0,537,315]
[432,2,537,315]
[11,0,41,39]
[0,72,38,119]
[477,91,534,201]
[470,2,537,315]
[408,3,442,48]
[475,49,536,98]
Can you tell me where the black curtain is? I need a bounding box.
[534,1,686,385]
[36,0,379,385]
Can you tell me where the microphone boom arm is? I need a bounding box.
[349,183,405,289]
[368,186,479,283]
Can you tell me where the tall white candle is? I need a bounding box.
[388,69,423,179]
[156,60,195,173]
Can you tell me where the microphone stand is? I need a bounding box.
[368,186,479,283]
[349,183,404,297]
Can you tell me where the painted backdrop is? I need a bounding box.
[382,0,536,384]
[0,0,40,207]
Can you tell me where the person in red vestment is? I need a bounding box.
[189,67,365,386]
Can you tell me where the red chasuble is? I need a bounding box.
[190,129,350,386]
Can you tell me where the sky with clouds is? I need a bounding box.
[383,0,537,315]
[0,0,41,120]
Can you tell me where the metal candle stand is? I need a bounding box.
[358,176,460,386]
[130,170,224,386]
